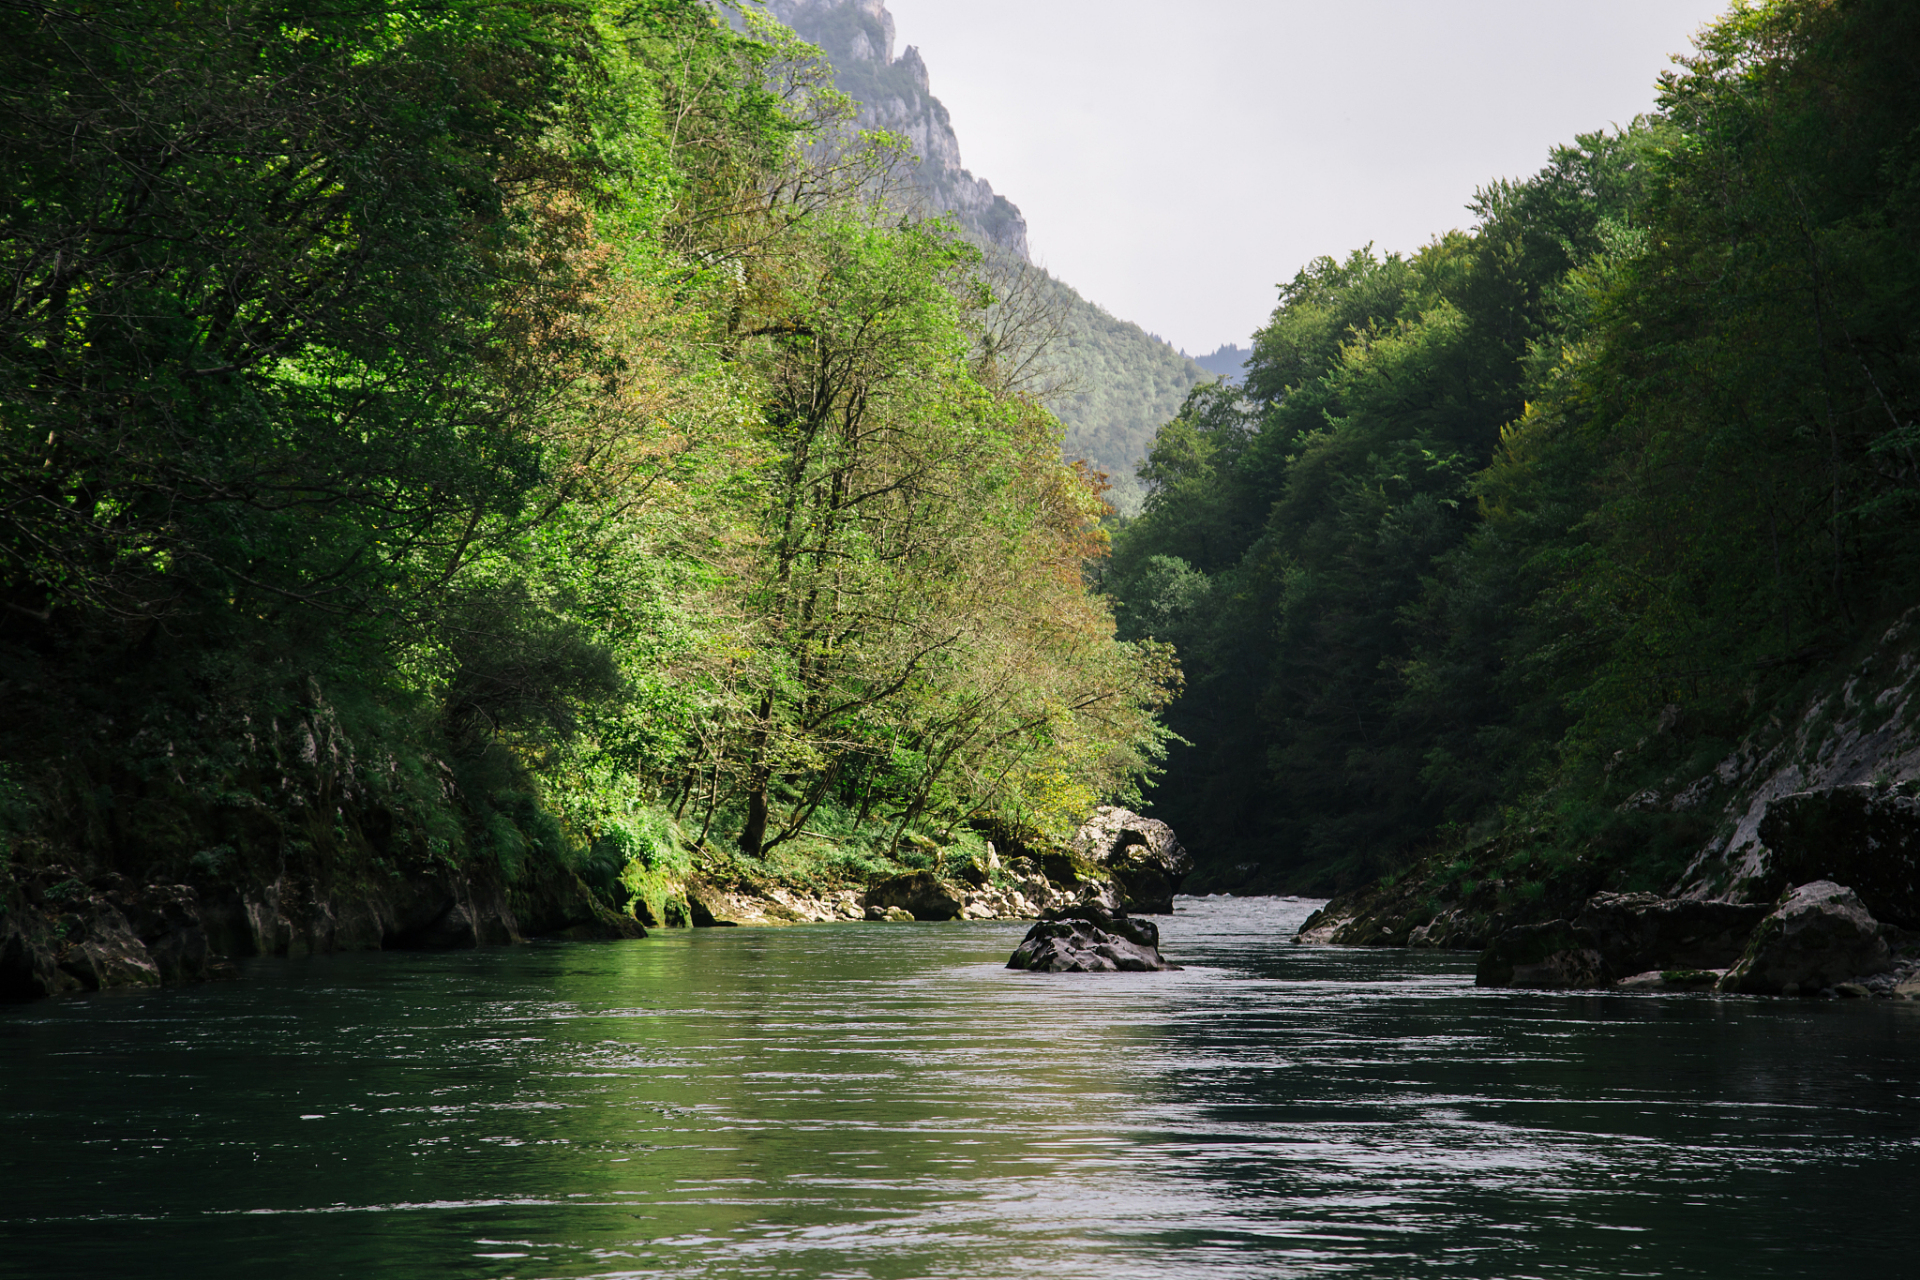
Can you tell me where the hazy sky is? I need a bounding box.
[881,0,1733,355]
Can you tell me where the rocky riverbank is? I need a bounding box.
[679,807,1194,926]
[1,805,1192,1001]
[1291,609,1920,1000]
[1300,877,1920,1000]
[0,856,642,1001]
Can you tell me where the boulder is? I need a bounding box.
[1070,807,1193,913]
[1295,908,1352,944]
[1006,902,1179,973]
[864,905,915,922]
[1613,968,1724,992]
[113,883,213,983]
[0,908,62,1001]
[1718,880,1893,996]
[1758,786,1920,927]
[683,882,740,927]
[1572,892,1768,973]
[54,897,161,991]
[863,870,965,922]
[1475,890,1772,990]
[1475,921,1609,989]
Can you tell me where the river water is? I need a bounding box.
[3,896,1917,1277]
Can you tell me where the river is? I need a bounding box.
[3,896,1916,1277]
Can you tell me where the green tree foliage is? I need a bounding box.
[0,0,1174,911]
[1110,0,1920,896]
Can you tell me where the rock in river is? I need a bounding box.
[1070,806,1194,913]
[1717,880,1893,996]
[1006,902,1179,973]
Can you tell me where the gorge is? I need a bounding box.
[5,1,1920,1273]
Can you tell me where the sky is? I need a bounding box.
[880,0,1734,356]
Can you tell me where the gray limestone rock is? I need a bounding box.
[1070,806,1193,913]
[1718,880,1893,995]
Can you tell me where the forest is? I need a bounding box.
[1108,0,1920,901]
[0,0,1175,933]
[7,0,1918,953]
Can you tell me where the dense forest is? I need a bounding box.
[1109,0,1920,900]
[0,0,1176,941]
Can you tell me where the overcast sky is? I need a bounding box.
[880,0,1733,355]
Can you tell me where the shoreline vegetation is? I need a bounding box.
[1101,0,1920,999]
[0,0,1176,999]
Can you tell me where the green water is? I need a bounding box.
[3,897,1917,1277]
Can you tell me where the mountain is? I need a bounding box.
[765,0,1208,510]
[763,0,1028,255]
[1191,343,1250,383]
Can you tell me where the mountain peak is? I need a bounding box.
[766,0,1028,259]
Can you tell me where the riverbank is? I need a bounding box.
[0,806,1193,1001]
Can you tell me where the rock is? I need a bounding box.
[1006,901,1179,973]
[112,883,213,983]
[1404,908,1495,951]
[1614,968,1724,991]
[1573,892,1768,974]
[1294,908,1352,944]
[1475,890,1771,990]
[684,884,740,927]
[0,908,62,1001]
[953,859,990,888]
[863,870,965,922]
[1719,880,1893,995]
[1475,921,1610,989]
[1069,807,1193,913]
[387,876,521,948]
[55,899,161,991]
[1758,785,1920,927]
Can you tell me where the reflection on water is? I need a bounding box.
[3,897,1917,1277]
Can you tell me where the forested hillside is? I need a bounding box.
[0,0,1175,974]
[1108,0,1920,900]
[763,0,1210,510]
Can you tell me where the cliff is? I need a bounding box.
[766,0,1211,509]
[1300,608,1920,957]
[766,0,1028,257]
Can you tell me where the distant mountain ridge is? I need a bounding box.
[1191,343,1250,383]
[764,0,1210,509]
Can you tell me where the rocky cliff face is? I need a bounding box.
[1297,608,1920,984]
[766,0,1029,257]
[1666,609,1920,903]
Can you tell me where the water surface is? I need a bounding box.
[3,896,1916,1277]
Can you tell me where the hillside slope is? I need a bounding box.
[765,0,1209,507]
